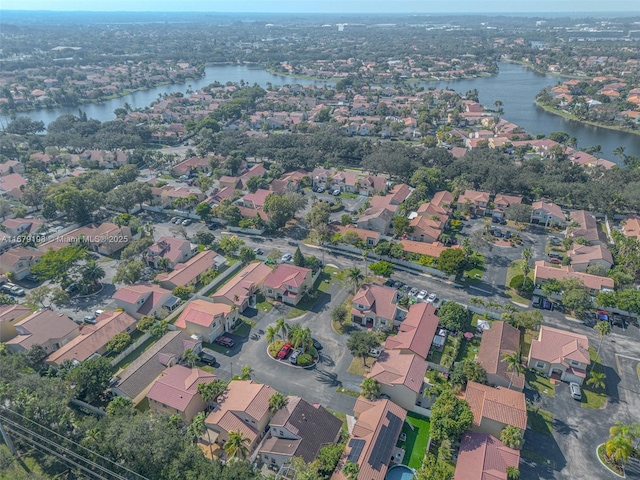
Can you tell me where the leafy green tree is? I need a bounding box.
[240,364,253,380]
[195,201,212,220]
[113,260,145,284]
[360,378,380,400]
[81,259,106,287]
[316,443,346,479]
[106,333,131,353]
[269,392,288,413]
[50,288,70,308]
[182,348,200,368]
[505,204,533,224]
[369,260,394,277]
[512,310,543,330]
[293,247,305,267]
[561,285,592,317]
[172,286,194,301]
[106,396,133,416]
[500,425,524,450]
[605,435,633,466]
[450,360,488,388]
[341,214,353,226]
[331,303,348,327]
[346,267,364,294]
[506,466,520,480]
[120,236,154,261]
[27,344,48,366]
[30,245,86,283]
[437,301,470,332]
[430,389,474,443]
[137,315,156,332]
[218,235,244,256]
[342,460,360,480]
[25,285,52,307]
[263,192,306,229]
[392,216,412,236]
[438,248,467,278]
[509,275,534,294]
[347,331,381,367]
[148,320,169,338]
[66,356,112,402]
[239,247,256,263]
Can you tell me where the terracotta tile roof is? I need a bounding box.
[532,201,565,221]
[147,236,194,264]
[400,240,459,258]
[623,216,640,241]
[7,309,78,352]
[388,183,411,204]
[174,299,233,329]
[260,396,342,463]
[0,247,43,267]
[242,188,271,208]
[113,283,173,311]
[567,244,613,267]
[146,365,215,412]
[534,261,614,291]
[241,163,267,179]
[46,311,136,365]
[409,216,443,239]
[156,250,222,288]
[458,189,490,205]
[205,380,276,444]
[332,398,407,480]
[367,350,428,394]
[332,225,381,243]
[353,284,398,321]
[0,304,31,324]
[369,195,398,212]
[464,382,527,430]
[476,321,524,390]
[1,217,42,233]
[384,303,439,359]
[263,264,312,290]
[454,432,520,480]
[213,261,272,307]
[530,325,589,366]
[416,201,449,219]
[493,194,522,209]
[569,210,605,243]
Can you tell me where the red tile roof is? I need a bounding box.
[242,188,271,208]
[353,284,398,321]
[623,216,640,241]
[367,350,428,394]
[147,365,215,412]
[529,325,589,366]
[384,303,439,359]
[465,382,527,430]
[7,309,78,351]
[534,261,614,291]
[156,250,221,287]
[454,432,520,480]
[174,299,233,329]
[476,321,525,390]
[263,264,312,290]
[213,261,272,307]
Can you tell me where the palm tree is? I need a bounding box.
[586,371,606,391]
[605,435,633,466]
[265,325,279,344]
[275,317,289,341]
[224,430,250,460]
[189,411,214,458]
[289,325,312,353]
[500,425,524,450]
[521,247,532,263]
[182,348,199,368]
[81,259,106,287]
[360,378,380,400]
[439,233,452,246]
[592,321,611,373]
[614,146,626,163]
[197,379,228,407]
[269,393,288,414]
[240,365,253,380]
[347,267,364,294]
[503,349,524,389]
[610,421,640,446]
[343,460,360,480]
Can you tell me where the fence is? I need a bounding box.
[198,261,245,297]
[109,332,151,367]
[227,226,266,235]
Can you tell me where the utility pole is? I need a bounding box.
[0,419,16,455]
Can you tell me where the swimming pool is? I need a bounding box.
[386,465,416,480]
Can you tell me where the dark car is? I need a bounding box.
[384,279,394,287]
[289,348,303,365]
[24,274,40,283]
[65,283,80,294]
[215,336,235,348]
[198,350,217,366]
[492,217,500,223]
[542,299,552,310]
[312,338,323,350]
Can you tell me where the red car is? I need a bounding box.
[549,258,562,264]
[277,343,292,359]
[215,336,235,348]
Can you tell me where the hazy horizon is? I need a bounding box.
[0,0,637,13]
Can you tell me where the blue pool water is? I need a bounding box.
[386,465,416,480]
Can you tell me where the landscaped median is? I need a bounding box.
[597,444,626,478]
[265,319,319,369]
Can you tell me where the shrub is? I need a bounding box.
[509,275,534,294]
[268,340,286,358]
[297,353,313,367]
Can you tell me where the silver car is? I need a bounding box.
[569,382,582,401]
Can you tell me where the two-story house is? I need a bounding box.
[527,325,590,385]
[147,365,215,423]
[0,247,43,280]
[1,218,43,238]
[476,321,525,391]
[113,283,181,319]
[355,207,394,235]
[211,262,272,312]
[566,244,614,272]
[6,309,79,354]
[465,381,528,439]
[457,190,491,216]
[533,261,614,299]
[259,396,342,469]
[174,299,237,343]
[0,304,33,344]
[530,201,566,227]
[262,264,313,306]
[146,236,197,270]
[205,380,277,454]
[240,189,271,209]
[156,250,227,290]
[351,284,404,328]
[358,175,387,196]
[568,210,606,245]
[492,194,523,220]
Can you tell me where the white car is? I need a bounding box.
[281,253,293,263]
[426,293,437,304]
[569,382,582,401]
[416,290,428,302]
[369,348,383,357]
[333,189,341,196]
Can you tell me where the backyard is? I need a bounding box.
[397,412,431,470]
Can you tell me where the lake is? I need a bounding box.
[4,63,639,161]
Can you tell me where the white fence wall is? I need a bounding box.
[109,332,151,367]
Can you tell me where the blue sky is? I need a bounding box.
[0,0,636,13]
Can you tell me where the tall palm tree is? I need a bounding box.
[268,392,288,413]
[81,259,106,287]
[360,378,380,400]
[182,348,199,368]
[605,435,633,466]
[189,412,214,459]
[240,365,253,380]
[614,146,626,163]
[197,379,228,407]
[592,321,611,373]
[224,430,251,460]
[275,317,289,341]
[503,349,524,389]
[521,247,532,263]
[347,267,364,294]
[610,421,640,445]
[265,325,279,344]
[290,325,312,353]
[586,372,606,391]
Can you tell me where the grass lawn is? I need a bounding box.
[203,341,234,356]
[135,397,150,412]
[285,272,333,319]
[525,369,555,397]
[582,347,607,409]
[347,357,374,376]
[397,412,431,470]
[0,445,49,480]
[113,335,158,372]
[527,406,554,436]
[522,449,555,468]
[521,329,535,358]
[232,319,253,338]
[255,293,274,313]
[456,335,481,363]
[427,334,459,368]
[336,386,360,398]
[505,260,534,304]
[327,409,349,435]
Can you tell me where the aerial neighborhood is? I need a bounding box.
[1,9,640,480]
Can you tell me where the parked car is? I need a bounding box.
[333,189,341,196]
[384,279,395,287]
[369,348,382,358]
[597,310,610,322]
[182,219,192,226]
[0,285,13,295]
[409,287,419,297]
[277,343,292,359]
[317,187,325,193]
[416,290,428,302]
[281,253,293,263]
[548,252,563,259]
[549,258,562,265]
[503,231,512,239]
[198,349,217,366]
[532,296,541,308]
[492,217,500,223]
[215,336,235,348]
[426,293,437,304]
[24,275,40,283]
[173,217,183,224]
[253,247,263,256]
[569,382,582,401]
[312,338,322,350]
[94,309,105,318]
[170,217,179,223]
[542,299,552,310]
[392,280,402,289]
[290,348,303,365]
[83,315,97,325]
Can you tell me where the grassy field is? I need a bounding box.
[397,412,431,470]
[527,406,554,436]
[525,369,555,397]
[505,260,534,304]
[456,335,481,363]
[254,293,274,313]
[135,397,150,412]
[582,347,607,409]
[347,357,374,376]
